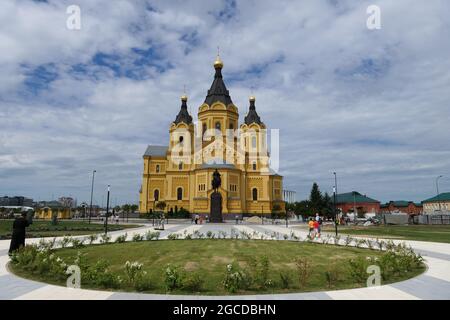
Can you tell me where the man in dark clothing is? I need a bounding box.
[8,212,30,255]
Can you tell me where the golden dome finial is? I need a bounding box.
[214,46,223,69]
[181,85,188,101]
[249,95,255,102]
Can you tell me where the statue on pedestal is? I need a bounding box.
[210,169,223,223]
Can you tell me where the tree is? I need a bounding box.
[309,182,323,214]
[321,192,333,218]
[295,200,313,218]
[130,204,138,213]
[155,201,166,212]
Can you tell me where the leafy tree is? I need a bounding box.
[321,192,333,218]
[295,200,313,217]
[130,204,138,213]
[155,201,166,212]
[309,182,323,214]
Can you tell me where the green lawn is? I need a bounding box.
[319,225,450,243]
[0,220,140,239]
[10,240,424,295]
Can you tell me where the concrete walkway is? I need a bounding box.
[0,223,449,300]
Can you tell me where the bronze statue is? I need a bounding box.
[212,169,221,192]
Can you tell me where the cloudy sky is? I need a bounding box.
[1,0,449,206]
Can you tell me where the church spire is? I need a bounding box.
[244,95,262,125]
[204,53,233,106]
[174,94,193,125]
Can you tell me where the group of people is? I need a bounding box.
[308,213,323,239]
[192,214,207,224]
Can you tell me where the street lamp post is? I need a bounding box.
[285,205,288,228]
[436,175,443,212]
[88,170,96,224]
[261,206,264,225]
[105,185,110,235]
[333,172,338,237]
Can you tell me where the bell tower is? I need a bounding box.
[197,55,239,166]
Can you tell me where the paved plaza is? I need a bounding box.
[0,222,449,300]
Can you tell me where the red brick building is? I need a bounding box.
[336,191,380,215]
[380,201,423,215]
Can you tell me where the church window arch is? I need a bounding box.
[177,187,183,200]
[252,188,258,201]
[154,189,159,201]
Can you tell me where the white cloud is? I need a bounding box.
[0,0,449,204]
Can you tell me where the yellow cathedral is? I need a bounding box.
[138,56,285,217]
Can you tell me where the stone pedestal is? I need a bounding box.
[210,191,223,223]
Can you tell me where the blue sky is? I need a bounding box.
[0,0,450,205]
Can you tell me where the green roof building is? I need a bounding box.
[335,191,380,214]
[422,192,450,213]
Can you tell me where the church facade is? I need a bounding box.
[138,56,285,217]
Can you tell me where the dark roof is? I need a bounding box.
[143,145,168,157]
[390,201,411,207]
[204,65,233,106]
[336,191,380,204]
[422,192,450,203]
[173,98,193,125]
[244,99,262,125]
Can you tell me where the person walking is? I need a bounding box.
[313,219,320,239]
[308,217,315,238]
[9,212,30,255]
[315,213,322,238]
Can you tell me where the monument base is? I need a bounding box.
[210,191,223,223]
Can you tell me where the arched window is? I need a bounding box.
[215,122,221,131]
[252,162,257,170]
[156,165,160,173]
[252,188,258,201]
[252,136,257,148]
[179,136,184,146]
[154,189,159,201]
[178,162,183,170]
[202,123,207,135]
[177,187,183,200]
[229,123,234,130]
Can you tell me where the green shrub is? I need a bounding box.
[347,257,368,284]
[71,238,85,248]
[222,262,252,293]
[86,259,120,288]
[167,233,180,240]
[182,273,204,292]
[144,231,160,241]
[59,236,72,248]
[10,245,39,269]
[164,264,182,291]
[134,276,153,292]
[294,257,312,288]
[124,260,145,284]
[279,271,293,289]
[324,260,341,288]
[115,233,127,243]
[87,234,98,245]
[99,234,111,244]
[249,256,271,289]
[132,234,144,242]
